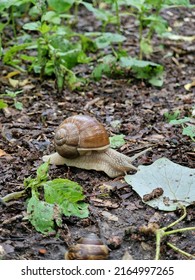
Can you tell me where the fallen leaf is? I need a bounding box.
[0,149,7,157]
[0,245,6,258]
[184,80,195,91]
[125,157,195,211]
[90,198,119,208]
[5,71,21,78]
[162,32,195,42]
[8,78,29,88]
[101,210,118,221]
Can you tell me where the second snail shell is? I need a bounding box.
[65,233,109,260]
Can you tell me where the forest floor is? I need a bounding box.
[0,6,195,260]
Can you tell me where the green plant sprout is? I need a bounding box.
[0,162,89,234]
[0,89,23,110]
[120,0,194,59]
[155,205,195,260]
[164,110,180,122]
[1,0,194,90]
[170,117,195,142]
[165,108,195,143]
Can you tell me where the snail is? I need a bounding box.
[42,115,151,178]
[65,233,109,260]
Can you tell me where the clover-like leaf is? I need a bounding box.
[125,158,195,211]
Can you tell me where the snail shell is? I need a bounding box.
[65,233,109,260]
[54,115,110,158]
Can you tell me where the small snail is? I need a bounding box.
[65,233,109,260]
[43,115,151,178]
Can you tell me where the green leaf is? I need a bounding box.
[44,179,89,218]
[109,134,125,148]
[41,11,61,25]
[164,110,180,122]
[0,99,8,109]
[60,200,89,218]
[82,2,116,23]
[92,63,111,80]
[0,0,36,11]
[65,70,83,90]
[125,157,195,211]
[5,89,23,98]
[140,39,153,56]
[119,56,164,86]
[38,22,51,34]
[149,75,163,87]
[182,125,195,138]
[14,101,23,110]
[23,21,41,31]
[95,33,126,49]
[36,162,49,182]
[47,0,74,13]
[170,117,191,125]
[120,56,157,68]
[3,43,32,65]
[123,0,145,11]
[24,162,49,192]
[27,193,61,234]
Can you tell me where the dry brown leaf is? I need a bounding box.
[0,149,7,157]
[90,198,119,208]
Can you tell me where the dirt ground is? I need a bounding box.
[0,6,195,260]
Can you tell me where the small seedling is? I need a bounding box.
[0,89,23,110]
[170,117,195,142]
[164,110,180,122]
[0,162,89,234]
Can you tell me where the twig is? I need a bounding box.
[84,97,101,110]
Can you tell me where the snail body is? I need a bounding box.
[65,233,109,260]
[43,115,151,178]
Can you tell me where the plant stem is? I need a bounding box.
[10,6,17,39]
[154,205,195,260]
[74,0,80,25]
[146,0,163,41]
[114,0,122,51]
[165,226,195,236]
[114,0,121,33]
[155,228,164,260]
[161,205,187,231]
[138,14,143,60]
[167,242,195,259]
[0,190,26,203]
